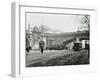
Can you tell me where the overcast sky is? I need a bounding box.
[26,13,86,32]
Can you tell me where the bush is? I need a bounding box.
[26,46,32,53]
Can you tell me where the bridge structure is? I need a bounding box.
[44,31,89,48]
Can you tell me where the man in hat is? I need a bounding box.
[39,38,45,54]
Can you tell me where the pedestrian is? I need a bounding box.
[39,38,45,54]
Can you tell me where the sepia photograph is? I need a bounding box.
[25,12,90,67]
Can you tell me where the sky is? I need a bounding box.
[26,13,87,32]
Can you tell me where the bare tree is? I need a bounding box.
[80,15,90,31]
[39,24,50,35]
[32,26,40,46]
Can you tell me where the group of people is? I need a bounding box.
[26,37,45,54]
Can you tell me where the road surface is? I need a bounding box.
[26,49,89,67]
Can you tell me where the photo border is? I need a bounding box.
[11,2,96,78]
